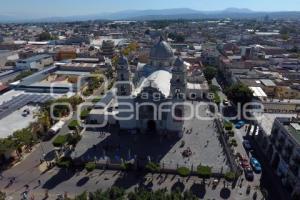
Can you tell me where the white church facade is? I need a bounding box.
[88,37,208,137]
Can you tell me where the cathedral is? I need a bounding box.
[88,37,207,138]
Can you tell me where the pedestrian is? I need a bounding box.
[38,180,41,186]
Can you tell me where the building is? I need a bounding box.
[257,117,300,199]
[15,54,53,70]
[88,37,207,137]
[56,49,77,61]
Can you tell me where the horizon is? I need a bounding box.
[1,0,300,19]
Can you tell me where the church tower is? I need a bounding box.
[170,57,187,99]
[116,55,132,96]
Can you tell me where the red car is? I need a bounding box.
[239,156,250,168]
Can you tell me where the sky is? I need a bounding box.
[1,0,300,18]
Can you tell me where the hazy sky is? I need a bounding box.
[1,0,300,17]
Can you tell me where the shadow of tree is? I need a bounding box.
[112,171,145,190]
[171,180,185,193]
[190,183,206,199]
[220,187,231,199]
[44,150,56,161]
[42,168,75,190]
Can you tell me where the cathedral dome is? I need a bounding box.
[150,36,174,61]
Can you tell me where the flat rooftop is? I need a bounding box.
[285,122,300,145]
[253,113,297,136]
[0,105,38,139]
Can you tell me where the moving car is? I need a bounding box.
[235,120,246,129]
[250,157,262,173]
[243,140,252,151]
[244,167,254,181]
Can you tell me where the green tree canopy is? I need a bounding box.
[225,83,253,105]
[203,66,217,83]
[37,31,58,41]
[13,128,37,147]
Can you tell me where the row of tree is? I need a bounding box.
[203,65,253,105]
[71,187,198,200]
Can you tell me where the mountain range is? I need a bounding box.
[1,8,300,23]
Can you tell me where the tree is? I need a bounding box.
[85,162,96,172]
[224,171,236,182]
[56,157,73,168]
[0,138,16,152]
[145,162,160,172]
[0,191,5,200]
[225,83,253,105]
[37,31,57,41]
[197,165,212,178]
[35,110,51,134]
[68,120,80,130]
[52,135,68,148]
[203,66,217,83]
[177,167,190,177]
[13,128,37,148]
[74,191,88,200]
[89,187,125,200]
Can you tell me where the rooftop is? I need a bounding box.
[134,70,172,97]
[19,54,51,63]
[285,120,300,145]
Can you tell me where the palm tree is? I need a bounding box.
[35,110,51,133]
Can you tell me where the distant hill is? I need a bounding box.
[1,8,300,23]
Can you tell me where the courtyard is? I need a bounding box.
[72,101,230,173]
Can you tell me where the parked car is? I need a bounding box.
[243,140,252,151]
[250,157,262,173]
[42,120,66,141]
[244,167,254,181]
[235,120,246,129]
[22,108,30,117]
[239,156,250,169]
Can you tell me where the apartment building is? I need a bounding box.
[261,117,300,198]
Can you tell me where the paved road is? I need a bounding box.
[213,77,290,200]
[0,111,77,197]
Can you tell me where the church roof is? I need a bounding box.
[133,70,172,97]
[149,36,174,61]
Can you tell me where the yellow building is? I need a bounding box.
[275,86,300,100]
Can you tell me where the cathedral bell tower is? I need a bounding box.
[170,57,187,99]
[116,55,132,96]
